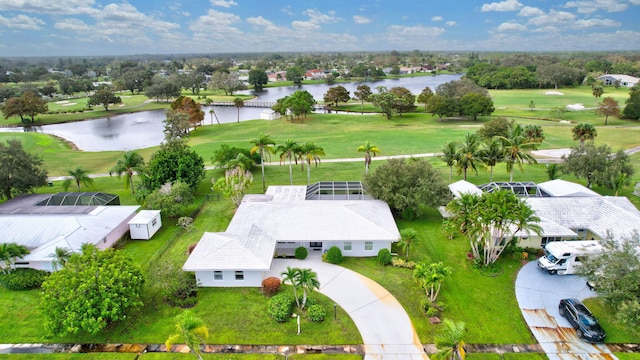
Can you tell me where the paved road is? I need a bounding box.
[266,254,428,360]
[515,261,616,360]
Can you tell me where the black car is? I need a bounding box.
[558,298,606,343]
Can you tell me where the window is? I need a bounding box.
[235,271,244,280]
[365,241,373,251]
[344,242,352,251]
[214,271,223,280]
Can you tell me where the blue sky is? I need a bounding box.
[0,0,639,57]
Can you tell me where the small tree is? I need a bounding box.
[145,181,194,217]
[281,266,301,308]
[110,151,145,194]
[165,311,209,360]
[323,86,350,107]
[88,88,122,111]
[435,319,466,360]
[356,140,380,175]
[62,167,94,192]
[597,97,620,125]
[572,122,597,148]
[413,262,452,303]
[297,268,320,310]
[417,86,434,110]
[0,243,30,273]
[398,228,418,258]
[353,84,372,109]
[214,167,253,207]
[0,139,48,200]
[233,97,244,123]
[49,247,72,271]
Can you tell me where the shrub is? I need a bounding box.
[325,246,343,264]
[165,272,198,308]
[377,248,392,265]
[187,243,198,255]
[261,277,281,296]
[268,293,293,322]
[307,304,326,322]
[401,208,416,221]
[0,268,49,290]
[391,257,417,269]
[294,247,308,260]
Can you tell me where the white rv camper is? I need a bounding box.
[537,241,603,275]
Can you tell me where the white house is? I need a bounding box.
[447,180,640,249]
[597,74,639,88]
[183,182,400,287]
[0,193,139,272]
[128,210,162,240]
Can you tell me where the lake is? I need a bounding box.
[2,74,462,152]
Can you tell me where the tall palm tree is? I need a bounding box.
[281,266,301,308]
[0,243,29,273]
[49,246,73,271]
[296,268,320,310]
[523,124,545,146]
[62,167,94,192]
[276,139,299,185]
[572,122,598,149]
[480,138,503,183]
[249,132,275,192]
[298,142,325,185]
[110,151,145,194]
[456,133,483,181]
[497,124,538,181]
[413,261,452,303]
[398,228,418,259]
[435,319,466,360]
[165,311,209,360]
[233,97,244,123]
[356,140,381,174]
[208,108,220,124]
[441,142,458,183]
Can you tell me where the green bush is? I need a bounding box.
[307,304,326,322]
[401,208,416,220]
[268,293,293,322]
[0,268,50,290]
[377,248,392,265]
[166,272,198,308]
[391,257,417,269]
[295,247,308,260]
[325,246,343,264]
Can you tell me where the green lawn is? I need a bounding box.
[0,355,362,360]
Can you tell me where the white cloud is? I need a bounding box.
[0,0,97,15]
[190,9,241,34]
[528,10,576,26]
[281,5,294,16]
[431,16,443,21]
[446,21,457,26]
[497,22,527,31]
[381,25,446,47]
[292,20,320,30]
[291,9,341,31]
[94,3,180,34]
[531,26,559,33]
[518,6,545,17]
[54,18,90,32]
[0,14,44,30]
[210,0,237,7]
[564,0,629,14]
[353,15,371,24]
[572,18,621,28]
[481,0,523,12]
[247,16,273,27]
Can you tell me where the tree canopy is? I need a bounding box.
[141,139,205,191]
[40,245,144,336]
[323,86,350,107]
[561,143,634,189]
[0,139,48,200]
[1,91,48,124]
[248,69,268,91]
[362,158,450,219]
[88,88,122,111]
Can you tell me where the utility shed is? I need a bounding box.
[128,210,162,240]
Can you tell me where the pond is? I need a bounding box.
[2,74,463,152]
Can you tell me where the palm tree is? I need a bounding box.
[298,142,325,185]
[413,261,452,303]
[456,133,483,181]
[249,132,275,192]
[545,163,561,180]
[572,122,598,149]
[522,124,545,147]
[49,246,72,271]
[497,124,538,181]
[398,228,418,258]
[480,138,503,183]
[435,319,466,360]
[208,108,220,124]
[276,139,299,185]
[296,268,320,310]
[165,311,209,360]
[233,97,244,123]
[441,142,458,183]
[281,266,301,308]
[0,243,29,273]
[226,153,254,171]
[62,167,94,191]
[356,140,381,174]
[110,151,145,194]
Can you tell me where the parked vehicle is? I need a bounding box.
[558,298,606,343]
[537,241,603,275]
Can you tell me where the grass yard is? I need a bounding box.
[582,299,640,343]
[0,355,363,360]
[0,355,137,360]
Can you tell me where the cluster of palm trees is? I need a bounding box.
[0,243,29,273]
[281,266,320,310]
[442,124,543,183]
[250,133,326,191]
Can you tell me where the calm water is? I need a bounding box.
[2,74,462,152]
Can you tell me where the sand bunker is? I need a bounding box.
[55,100,71,104]
[61,102,77,107]
[566,103,585,110]
[545,91,564,95]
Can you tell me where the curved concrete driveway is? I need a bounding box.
[515,261,616,360]
[267,255,427,360]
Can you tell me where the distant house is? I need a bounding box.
[260,109,281,120]
[183,182,400,287]
[598,74,639,88]
[304,69,326,80]
[0,193,139,271]
[447,179,640,248]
